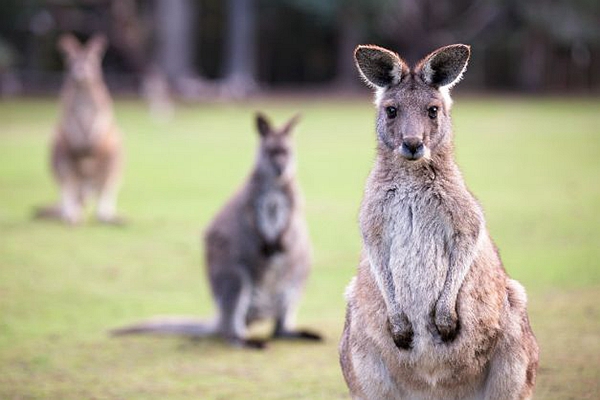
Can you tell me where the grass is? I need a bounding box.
[0,95,599,399]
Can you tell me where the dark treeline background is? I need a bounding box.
[0,0,599,97]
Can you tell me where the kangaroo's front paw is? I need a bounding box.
[388,314,413,350]
[433,304,459,343]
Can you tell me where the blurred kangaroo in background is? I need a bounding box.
[35,33,124,225]
[339,44,538,399]
[112,113,322,348]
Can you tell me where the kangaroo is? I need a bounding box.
[339,44,539,400]
[35,33,124,225]
[112,113,322,348]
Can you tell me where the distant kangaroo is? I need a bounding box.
[35,33,124,225]
[112,113,322,348]
[339,44,539,399]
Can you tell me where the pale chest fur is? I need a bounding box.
[362,181,451,330]
[254,188,291,243]
[61,87,112,150]
[248,186,301,321]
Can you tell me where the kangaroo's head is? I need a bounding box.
[355,44,470,162]
[58,33,107,85]
[255,112,301,182]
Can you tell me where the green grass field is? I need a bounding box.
[0,96,599,399]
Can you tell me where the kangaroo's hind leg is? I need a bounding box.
[95,156,124,225]
[59,176,83,224]
[272,285,322,341]
[96,180,121,224]
[483,280,539,400]
[213,268,265,349]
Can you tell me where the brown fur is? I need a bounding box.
[111,113,321,348]
[35,33,123,225]
[339,44,538,399]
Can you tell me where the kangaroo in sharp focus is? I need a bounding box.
[112,113,322,348]
[339,44,539,400]
[35,33,124,225]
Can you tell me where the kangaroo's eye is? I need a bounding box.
[385,106,397,119]
[427,106,438,119]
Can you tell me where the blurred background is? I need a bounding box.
[1,0,600,99]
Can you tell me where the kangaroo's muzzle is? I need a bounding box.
[399,137,425,160]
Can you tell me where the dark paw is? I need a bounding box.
[260,240,284,257]
[274,329,323,342]
[433,309,460,343]
[243,338,268,349]
[388,320,413,350]
[295,329,323,341]
[229,337,267,349]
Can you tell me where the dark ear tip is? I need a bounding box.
[255,111,271,136]
[450,44,471,57]
[354,45,368,54]
[354,45,367,61]
[255,111,268,124]
[354,44,403,68]
[354,44,387,61]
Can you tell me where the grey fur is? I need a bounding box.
[112,113,321,348]
[420,44,470,88]
[355,45,408,88]
[339,44,539,399]
[35,33,123,225]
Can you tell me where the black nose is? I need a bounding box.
[402,138,424,155]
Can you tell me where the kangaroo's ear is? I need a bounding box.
[354,45,407,88]
[256,112,271,137]
[419,44,470,89]
[57,34,81,58]
[87,33,108,57]
[282,113,301,135]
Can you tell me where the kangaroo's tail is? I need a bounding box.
[110,316,218,337]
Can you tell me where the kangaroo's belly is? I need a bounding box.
[390,239,447,335]
[378,198,468,376]
[384,199,449,326]
[247,254,292,322]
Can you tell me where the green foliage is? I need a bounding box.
[0,97,599,399]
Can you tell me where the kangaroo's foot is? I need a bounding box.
[273,329,323,341]
[227,337,267,350]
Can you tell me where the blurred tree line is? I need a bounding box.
[0,0,599,97]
